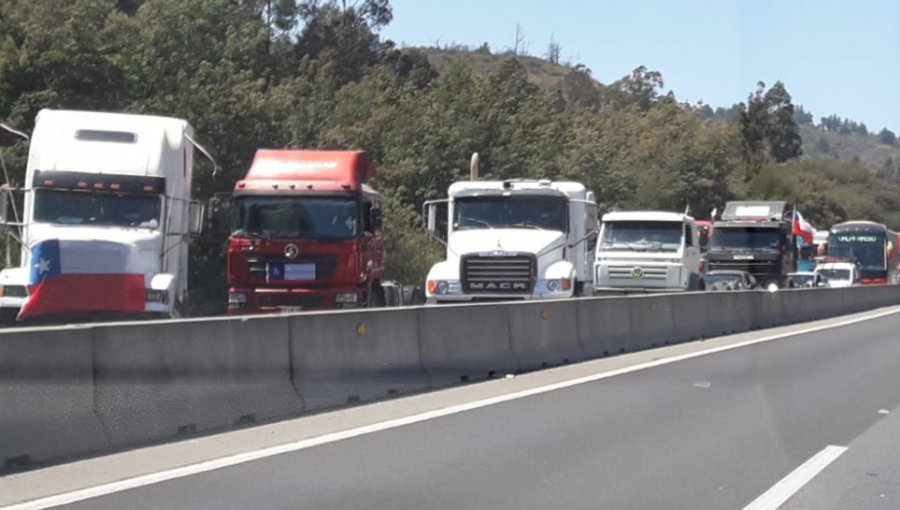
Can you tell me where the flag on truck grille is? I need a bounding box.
[18,239,146,320]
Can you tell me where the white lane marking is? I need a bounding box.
[742,445,848,510]
[3,307,898,510]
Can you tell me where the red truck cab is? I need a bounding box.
[226,150,385,314]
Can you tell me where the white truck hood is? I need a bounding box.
[598,249,683,261]
[23,224,166,280]
[449,229,565,257]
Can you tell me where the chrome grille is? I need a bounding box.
[461,254,535,293]
[608,266,668,280]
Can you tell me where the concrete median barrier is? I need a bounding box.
[0,327,109,468]
[508,300,583,371]
[575,296,635,358]
[93,315,301,447]
[627,294,676,350]
[706,291,758,336]
[288,308,427,411]
[419,303,517,387]
[667,292,713,342]
[6,284,900,471]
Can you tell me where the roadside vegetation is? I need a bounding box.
[1,0,897,313]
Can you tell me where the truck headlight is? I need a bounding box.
[145,289,169,304]
[335,292,359,304]
[0,285,27,298]
[544,279,571,293]
[228,292,248,308]
[427,280,457,295]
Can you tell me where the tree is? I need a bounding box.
[546,33,561,64]
[763,81,802,162]
[792,104,813,125]
[878,127,897,146]
[736,81,801,166]
[513,22,524,55]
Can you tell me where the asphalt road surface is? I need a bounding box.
[15,309,900,510]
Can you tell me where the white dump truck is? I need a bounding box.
[0,109,208,322]
[593,211,703,291]
[424,172,598,303]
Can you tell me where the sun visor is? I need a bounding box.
[245,150,372,184]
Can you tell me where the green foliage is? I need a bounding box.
[1,0,896,315]
[735,81,802,167]
[879,128,897,146]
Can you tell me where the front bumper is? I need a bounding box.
[594,263,687,290]
[228,287,365,314]
[426,279,574,302]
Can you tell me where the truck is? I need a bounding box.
[423,163,598,302]
[593,211,704,291]
[0,109,206,322]
[225,150,386,314]
[706,200,795,289]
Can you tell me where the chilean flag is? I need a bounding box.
[793,211,815,244]
[18,239,146,320]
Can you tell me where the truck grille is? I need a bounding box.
[608,266,668,280]
[461,254,535,293]
[247,254,338,282]
[708,260,778,279]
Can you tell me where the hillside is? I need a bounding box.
[800,125,900,174]
[422,47,898,175]
[420,48,573,91]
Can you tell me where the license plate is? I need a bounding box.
[267,263,316,281]
[279,306,303,313]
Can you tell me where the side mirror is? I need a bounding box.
[0,186,8,228]
[207,193,232,236]
[188,201,205,236]
[370,207,383,231]
[423,199,448,243]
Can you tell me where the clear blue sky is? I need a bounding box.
[382,0,900,132]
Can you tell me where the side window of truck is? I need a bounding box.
[363,201,374,233]
[684,224,693,247]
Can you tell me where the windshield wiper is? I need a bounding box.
[510,222,544,231]
[462,217,493,229]
[235,231,274,241]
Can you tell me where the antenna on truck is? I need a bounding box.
[184,132,219,177]
[470,152,479,181]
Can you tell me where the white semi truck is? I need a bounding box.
[593,211,704,291]
[424,174,598,303]
[0,109,207,322]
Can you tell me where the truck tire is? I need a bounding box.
[368,282,386,308]
[688,273,701,291]
[576,281,593,297]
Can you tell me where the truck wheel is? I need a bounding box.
[368,283,386,308]
[576,281,593,297]
[688,274,701,291]
[172,299,188,319]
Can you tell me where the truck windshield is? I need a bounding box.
[710,227,780,251]
[818,268,851,280]
[232,196,360,240]
[453,196,567,232]
[33,188,161,229]
[600,221,682,252]
[827,232,886,270]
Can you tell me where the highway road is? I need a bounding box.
[5,307,900,509]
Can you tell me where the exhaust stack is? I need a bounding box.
[470,152,479,181]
